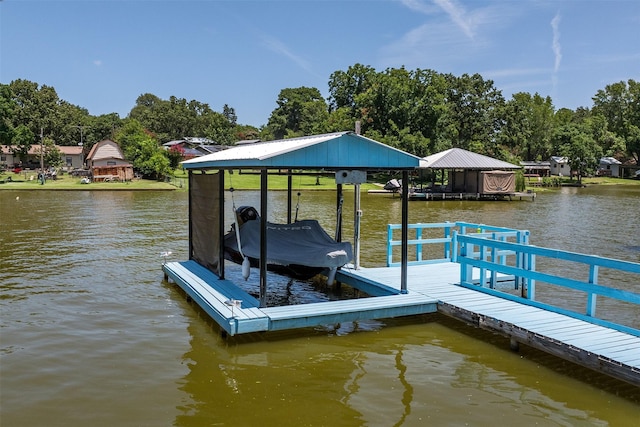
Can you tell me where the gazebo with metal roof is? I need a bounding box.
[418,148,521,196]
[180,131,422,306]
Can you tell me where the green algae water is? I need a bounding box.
[1,187,639,426]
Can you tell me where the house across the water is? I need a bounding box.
[86,139,133,182]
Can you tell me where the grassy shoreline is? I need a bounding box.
[1,169,637,191]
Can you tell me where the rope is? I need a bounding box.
[294,191,301,222]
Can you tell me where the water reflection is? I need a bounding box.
[174,309,639,426]
[1,187,639,426]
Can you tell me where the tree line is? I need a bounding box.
[1,65,638,179]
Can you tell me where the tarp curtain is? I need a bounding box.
[480,171,515,194]
[189,171,221,275]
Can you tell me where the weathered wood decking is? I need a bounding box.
[164,259,640,386]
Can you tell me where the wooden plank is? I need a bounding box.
[564,331,633,347]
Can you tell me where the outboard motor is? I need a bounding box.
[236,206,259,227]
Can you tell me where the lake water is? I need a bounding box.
[1,185,639,426]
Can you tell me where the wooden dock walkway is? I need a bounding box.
[164,259,640,387]
[337,263,640,387]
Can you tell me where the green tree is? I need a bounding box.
[115,118,168,178]
[129,93,236,144]
[10,124,35,164]
[554,123,601,184]
[0,84,16,145]
[592,79,640,163]
[328,63,376,114]
[34,137,63,168]
[233,124,261,141]
[166,145,184,170]
[86,113,122,147]
[443,73,505,155]
[222,104,237,126]
[8,80,60,142]
[500,92,554,161]
[265,87,329,139]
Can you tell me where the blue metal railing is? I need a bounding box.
[386,221,640,336]
[453,233,640,336]
[386,221,529,267]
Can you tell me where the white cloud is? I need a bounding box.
[433,0,476,40]
[551,12,562,73]
[261,35,312,73]
[400,0,439,15]
[93,60,103,67]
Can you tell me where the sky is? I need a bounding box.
[1,0,639,128]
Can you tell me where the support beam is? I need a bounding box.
[218,170,226,279]
[260,169,268,307]
[287,172,292,224]
[401,170,409,293]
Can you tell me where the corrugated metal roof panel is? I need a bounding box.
[420,148,520,169]
[600,157,621,165]
[181,132,421,170]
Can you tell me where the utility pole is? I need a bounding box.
[74,125,88,148]
[40,127,44,185]
[75,125,89,168]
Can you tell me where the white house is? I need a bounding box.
[1,144,83,169]
[549,156,571,176]
[598,157,622,177]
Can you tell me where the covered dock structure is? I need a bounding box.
[171,131,422,309]
[411,148,526,200]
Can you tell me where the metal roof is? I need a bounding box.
[600,157,621,165]
[181,131,422,170]
[419,148,521,170]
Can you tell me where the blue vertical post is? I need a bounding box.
[444,222,451,260]
[515,231,524,290]
[526,253,536,300]
[387,224,393,267]
[586,264,599,316]
[416,226,423,262]
[259,169,268,308]
[400,170,409,294]
[479,241,487,287]
[451,231,458,263]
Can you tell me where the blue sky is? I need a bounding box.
[2,0,639,128]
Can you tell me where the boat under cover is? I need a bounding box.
[223,208,353,279]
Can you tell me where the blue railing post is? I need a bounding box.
[527,252,536,300]
[479,241,487,287]
[587,264,599,317]
[387,224,393,267]
[444,222,451,260]
[451,231,458,263]
[515,230,525,290]
[416,226,423,262]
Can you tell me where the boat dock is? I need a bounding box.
[163,221,640,387]
[407,190,536,201]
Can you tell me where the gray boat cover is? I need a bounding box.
[224,219,353,268]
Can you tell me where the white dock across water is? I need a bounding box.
[163,259,640,387]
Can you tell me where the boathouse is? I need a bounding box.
[178,131,422,307]
[414,148,521,199]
